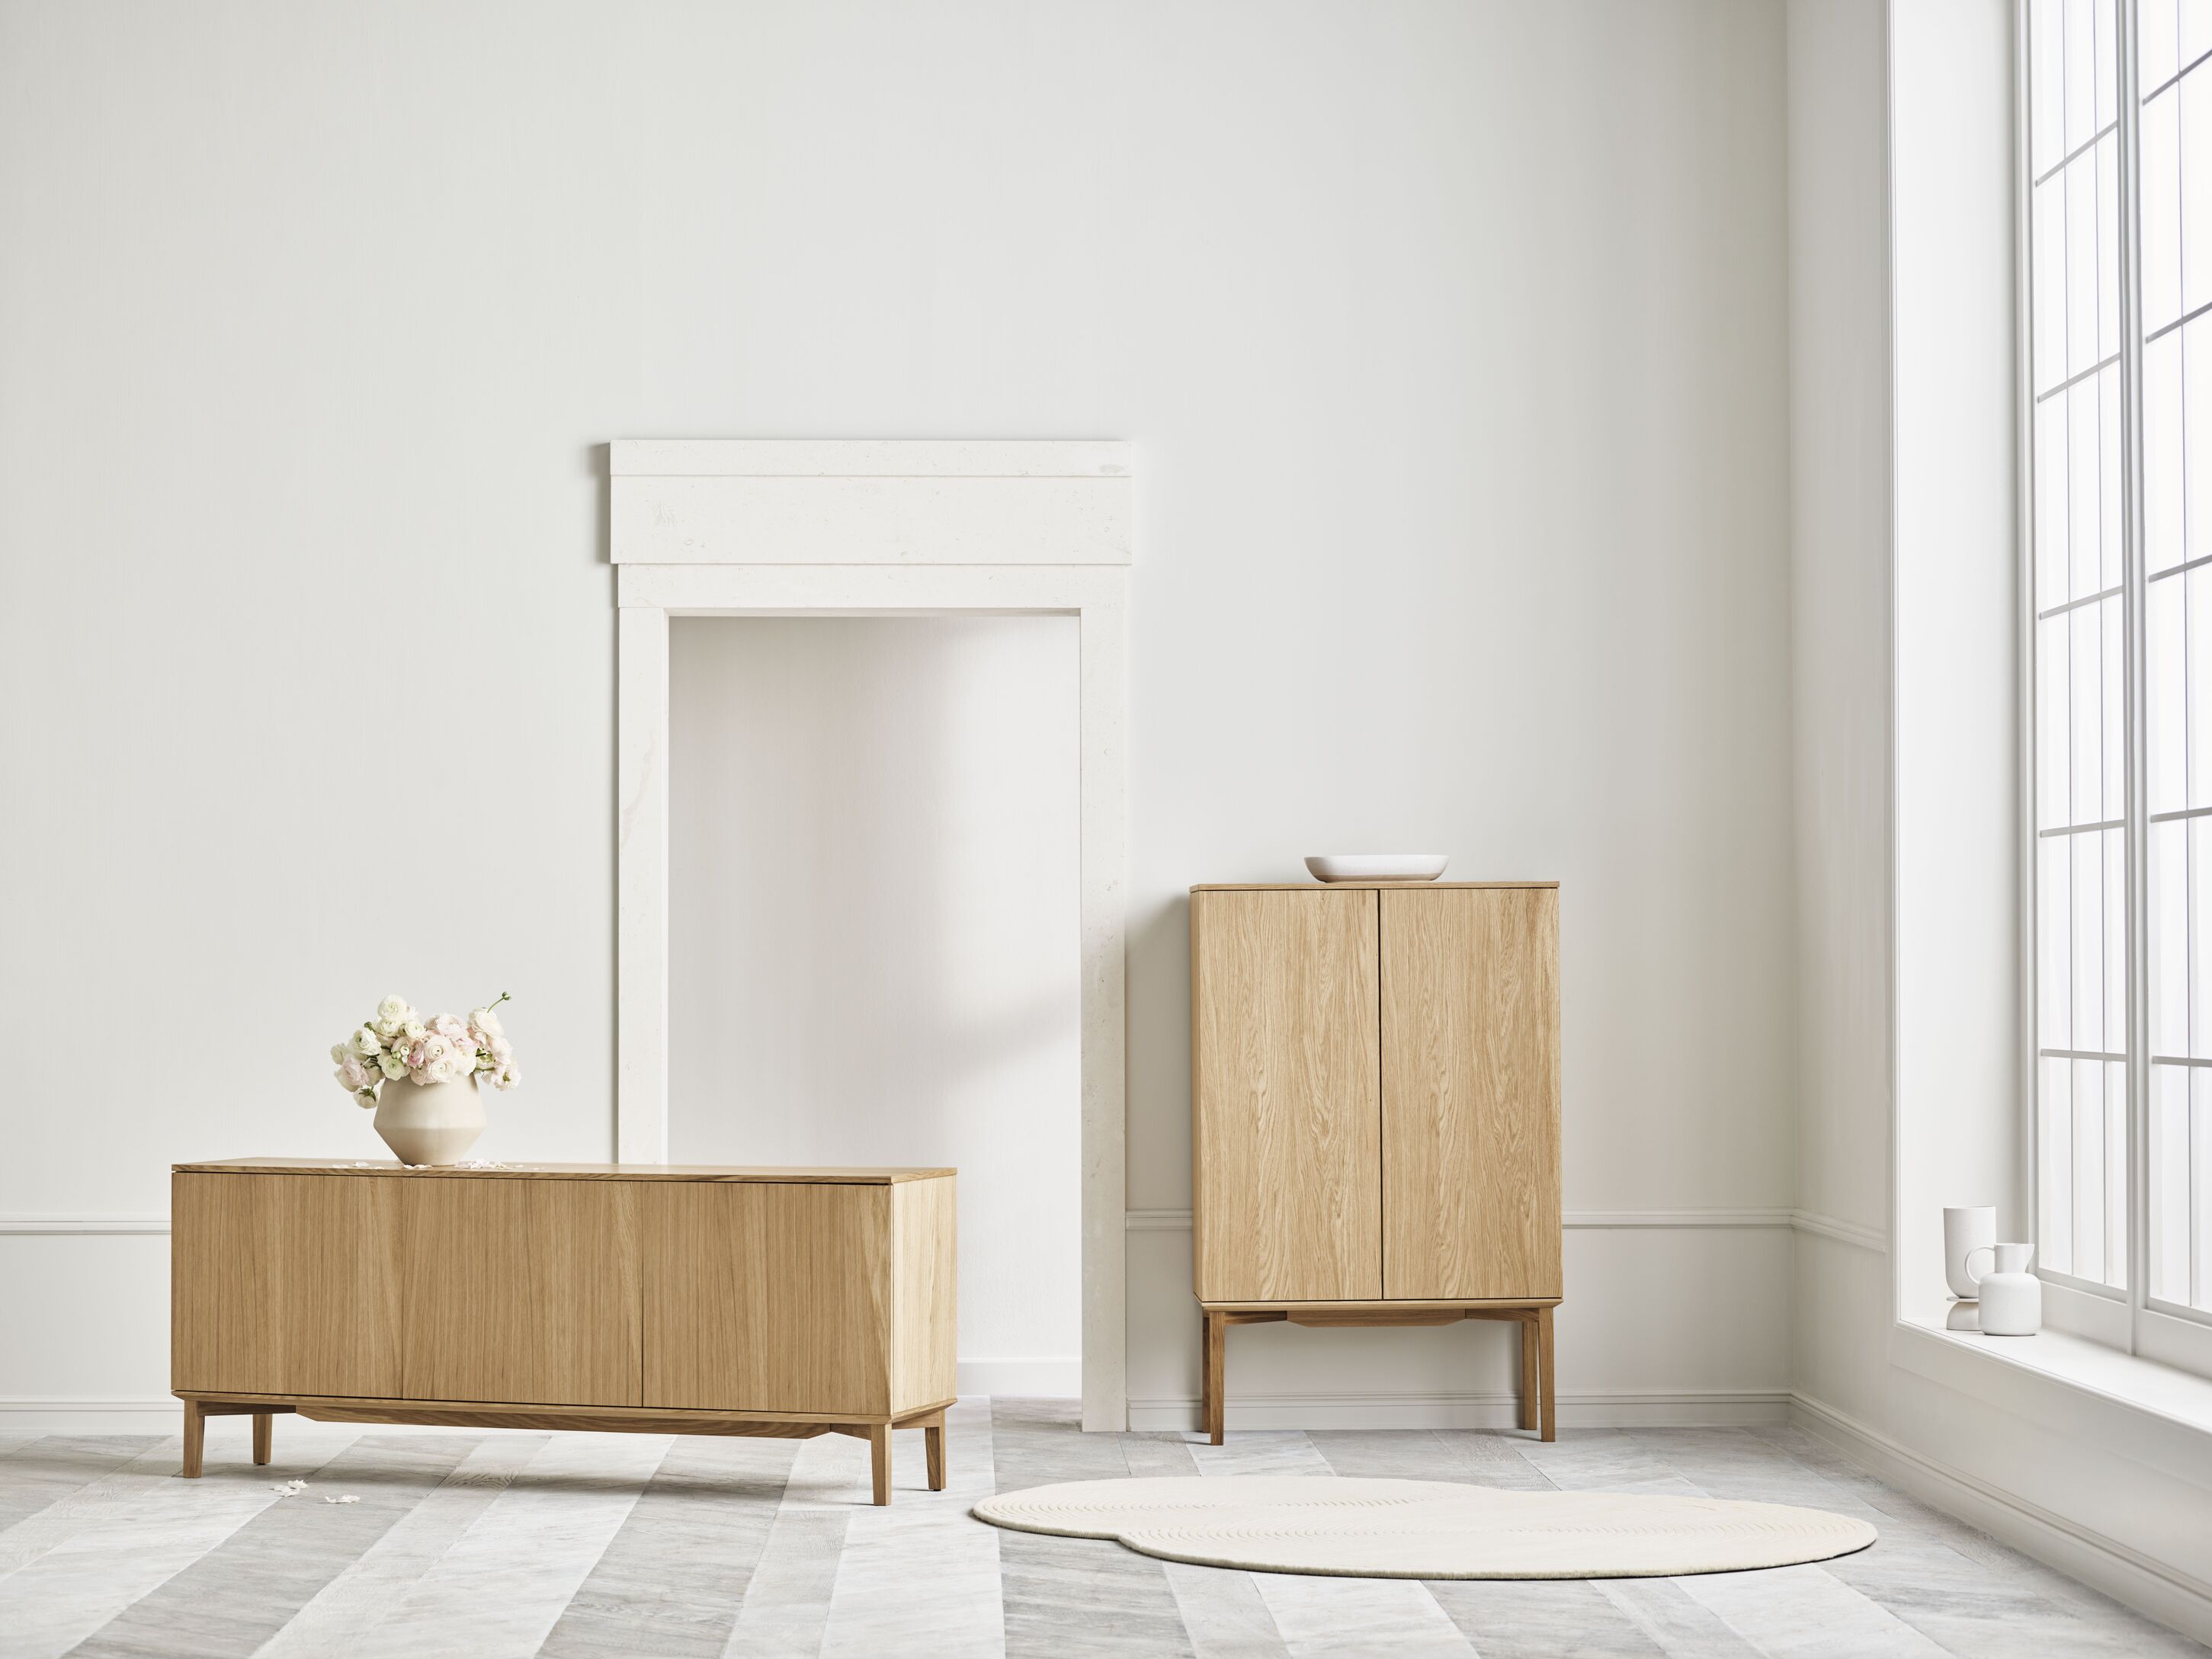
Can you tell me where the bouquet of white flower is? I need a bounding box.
[331,992,519,1108]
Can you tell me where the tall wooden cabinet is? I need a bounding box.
[1189,881,1560,1440]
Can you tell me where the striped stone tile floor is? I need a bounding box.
[0,1400,2198,1657]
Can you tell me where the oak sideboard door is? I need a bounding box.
[172,1173,402,1397]
[398,1177,643,1407]
[641,1181,894,1417]
[1191,887,1383,1302]
[1379,886,1562,1300]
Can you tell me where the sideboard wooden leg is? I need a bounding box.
[868,1423,892,1506]
[924,1412,946,1491]
[181,1400,205,1478]
[1518,1314,1539,1432]
[1537,1305,1556,1443]
[252,1411,274,1465]
[1204,1309,1226,1446]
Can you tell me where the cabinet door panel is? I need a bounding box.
[172,1173,402,1396]
[1381,887,1560,1299]
[641,1182,891,1416]
[399,1179,641,1406]
[1191,889,1382,1301]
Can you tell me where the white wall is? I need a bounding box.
[0,0,1796,1427]
[667,616,1082,1395]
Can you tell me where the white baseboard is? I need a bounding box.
[0,1398,182,1433]
[1790,1392,2212,1648]
[2,1369,1085,1436]
[954,1358,1082,1397]
[1128,1388,1790,1433]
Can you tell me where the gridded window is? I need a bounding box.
[2028,0,2212,1337]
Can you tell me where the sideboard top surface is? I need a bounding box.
[1189,881,1559,892]
[174,1159,954,1183]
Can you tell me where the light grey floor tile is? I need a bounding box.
[1189,1433,1331,1478]
[65,1433,479,1659]
[1250,1573,1474,1658]
[822,1395,1002,1659]
[1676,1560,1950,1658]
[0,1410,2199,1657]
[1425,1577,1670,1657]
[0,1442,191,1578]
[1162,1559,1290,1659]
[0,1435,360,1659]
[344,1432,668,1659]
[252,1433,548,1659]
[535,1432,797,1659]
[1120,1436,1203,1479]
[0,1442,162,1536]
[993,1398,1191,1657]
[1596,1577,1770,1658]
[721,1433,861,1659]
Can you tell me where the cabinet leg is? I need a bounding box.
[252,1411,274,1465]
[1204,1309,1226,1446]
[181,1400,205,1478]
[1519,1315,1540,1433]
[868,1423,892,1506]
[925,1412,946,1491]
[1537,1305,1556,1443]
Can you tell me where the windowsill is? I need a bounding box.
[1892,1305,2212,1493]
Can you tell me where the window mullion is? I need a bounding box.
[2117,0,2151,1347]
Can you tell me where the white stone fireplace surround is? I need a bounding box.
[612,440,1131,1430]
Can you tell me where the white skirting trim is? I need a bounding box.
[1128,1389,1791,1433]
[6,1208,1892,1251]
[1791,1392,2212,1646]
[0,1217,169,1235]
[956,1358,1084,1397]
[1789,1211,1890,1252]
[1125,1207,1889,1251]
[0,1398,184,1433]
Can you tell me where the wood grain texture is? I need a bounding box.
[890,1175,957,1416]
[1190,882,1559,891]
[295,1403,845,1436]
[184,1389,954,1428]
[1537,1302,1556,1441]
[397,1177,642,1407]
[172,1173,402,1397]
[1521,1315,1540,1432]
[1197,1299,1559,1313]
[1380,886,1561,1299]
[174,1160,950,1183]
[642,1181,893,1416]
[1190,887,1382,1302]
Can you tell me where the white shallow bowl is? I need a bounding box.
[1304,854,1449,883]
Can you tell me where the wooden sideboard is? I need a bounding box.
[171,1160,957,1504]
[1189,882,1561,1441]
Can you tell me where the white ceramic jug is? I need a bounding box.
[1967,1241,2041,1336]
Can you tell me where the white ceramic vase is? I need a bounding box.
[373,1076,485,1165]
[1974,1242,2042,1336]
[1942,1205,1997,1299]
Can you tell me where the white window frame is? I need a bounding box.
[2021,0,2212,1377]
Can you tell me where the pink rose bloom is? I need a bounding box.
[338,1054,373,1091]
[430,1013,468,1044]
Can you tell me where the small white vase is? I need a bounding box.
[1975,1242,2042,1336]
[373,1076,485,1165]
[1942,1205,1996,1299]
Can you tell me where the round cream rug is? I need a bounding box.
[972,1477,1877,1579]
